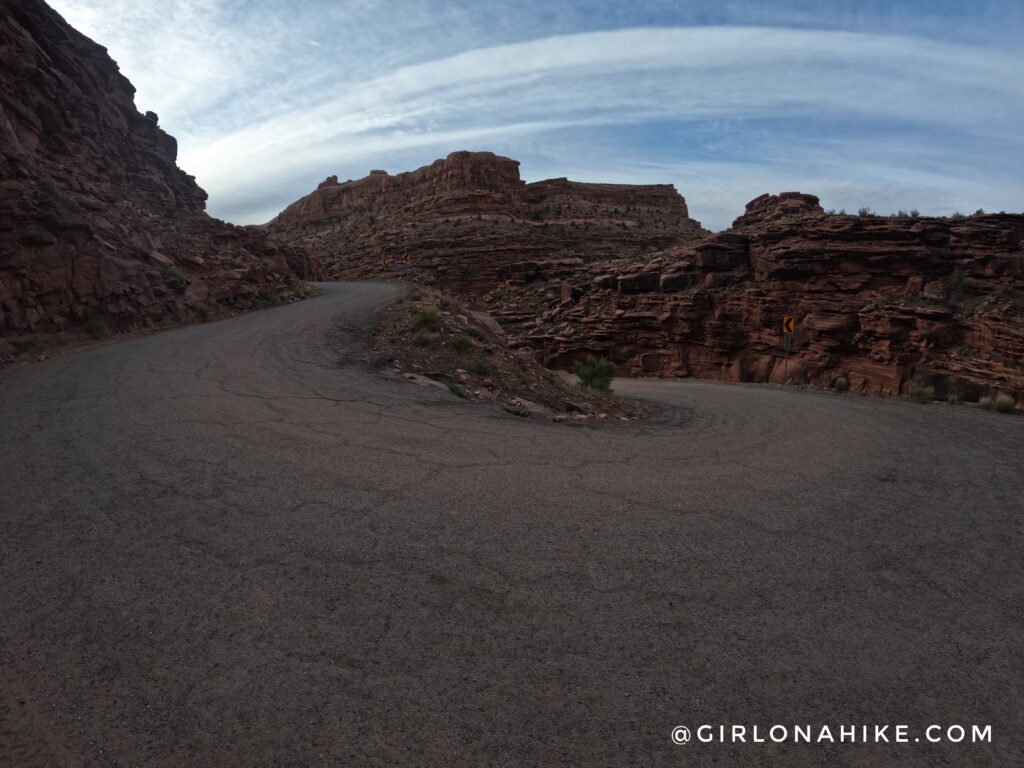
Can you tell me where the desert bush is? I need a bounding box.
[449,335,472,353]
[833,376,849,392]
[994,393,1016,413]
[858,206,874,217]
[943,267,967,304]
[407,290,424,302]
[946,391,963,405]
[82,314,106,338]
[575,355,616,391]
[412,331,438,347]
[413,309,441,332]
[436,375,469,399]
[907,381,934,404]
[470,359,492,376]
[979,395,995,409]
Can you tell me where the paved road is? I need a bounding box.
[1,283,1021,767]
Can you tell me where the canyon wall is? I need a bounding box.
[0,0,308,338]
[487,193,1024,400]
[266,151,707,294]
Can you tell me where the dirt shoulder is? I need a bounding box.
[0,285,317,371]
[372,286,648,422]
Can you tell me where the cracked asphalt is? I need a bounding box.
[1,282,1022,767]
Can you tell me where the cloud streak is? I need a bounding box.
[48,2,1024,229]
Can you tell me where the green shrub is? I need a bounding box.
[979,395,995,410]
[944,267,967,304]
[833,376,849,392]
[412,331,438,347]
[946,391,963,405]
[995,393,1016,413]
[407,290,424,302]
[413,310,441,332]
[908,381,934,404]
[82,314,106,338]
[436,375,469,399]
[575,355,616,391]
[470,359,492,376]
[449,335,472,353]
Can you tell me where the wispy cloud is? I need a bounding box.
[49,1,1024,229]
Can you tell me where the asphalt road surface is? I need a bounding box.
[2,283,1022,767]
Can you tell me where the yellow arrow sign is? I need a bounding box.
[782,315,795,334]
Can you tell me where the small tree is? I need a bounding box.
[575,355,616,391]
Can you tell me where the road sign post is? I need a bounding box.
[782,315,795,383]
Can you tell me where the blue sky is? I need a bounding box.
[51,0,1024,230]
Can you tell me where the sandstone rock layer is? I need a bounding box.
[0,0,309,338]
[266,151,706,294]
[490,194,1024,401]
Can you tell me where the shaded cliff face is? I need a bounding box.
[488,193,1024,401]
[266,151,706,294]
[0,0,307,337]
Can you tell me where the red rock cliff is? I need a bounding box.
[0,0,308,339]
[491,194,1024,402]
[266,152,706,294]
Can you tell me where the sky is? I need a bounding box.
[51,0,1024,230]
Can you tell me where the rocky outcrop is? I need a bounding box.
[0,0,309,338]
[491,194,1024,401]
[266,152,706,294]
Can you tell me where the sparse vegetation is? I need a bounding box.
[82,313,106,338]
[979,395,995,409]
[413,309,442,332]
[448,335,472,353]
[436,375,469,399]
[832,376,849,392]
[994,393,1016,413]
[412,331,438,347]
[371,286,646,421]
[941,269,964,307]
[575,355,616,392]
[12,339,37,355]
[908,381,934,404]
[858,207,874,217]
[946,390,963,405]
[160,263,187,285]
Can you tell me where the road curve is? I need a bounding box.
[1,282,1021,767]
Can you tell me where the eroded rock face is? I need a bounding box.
[266,151,706,294]
[490,197,1024,401]
[0,0,308,337]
